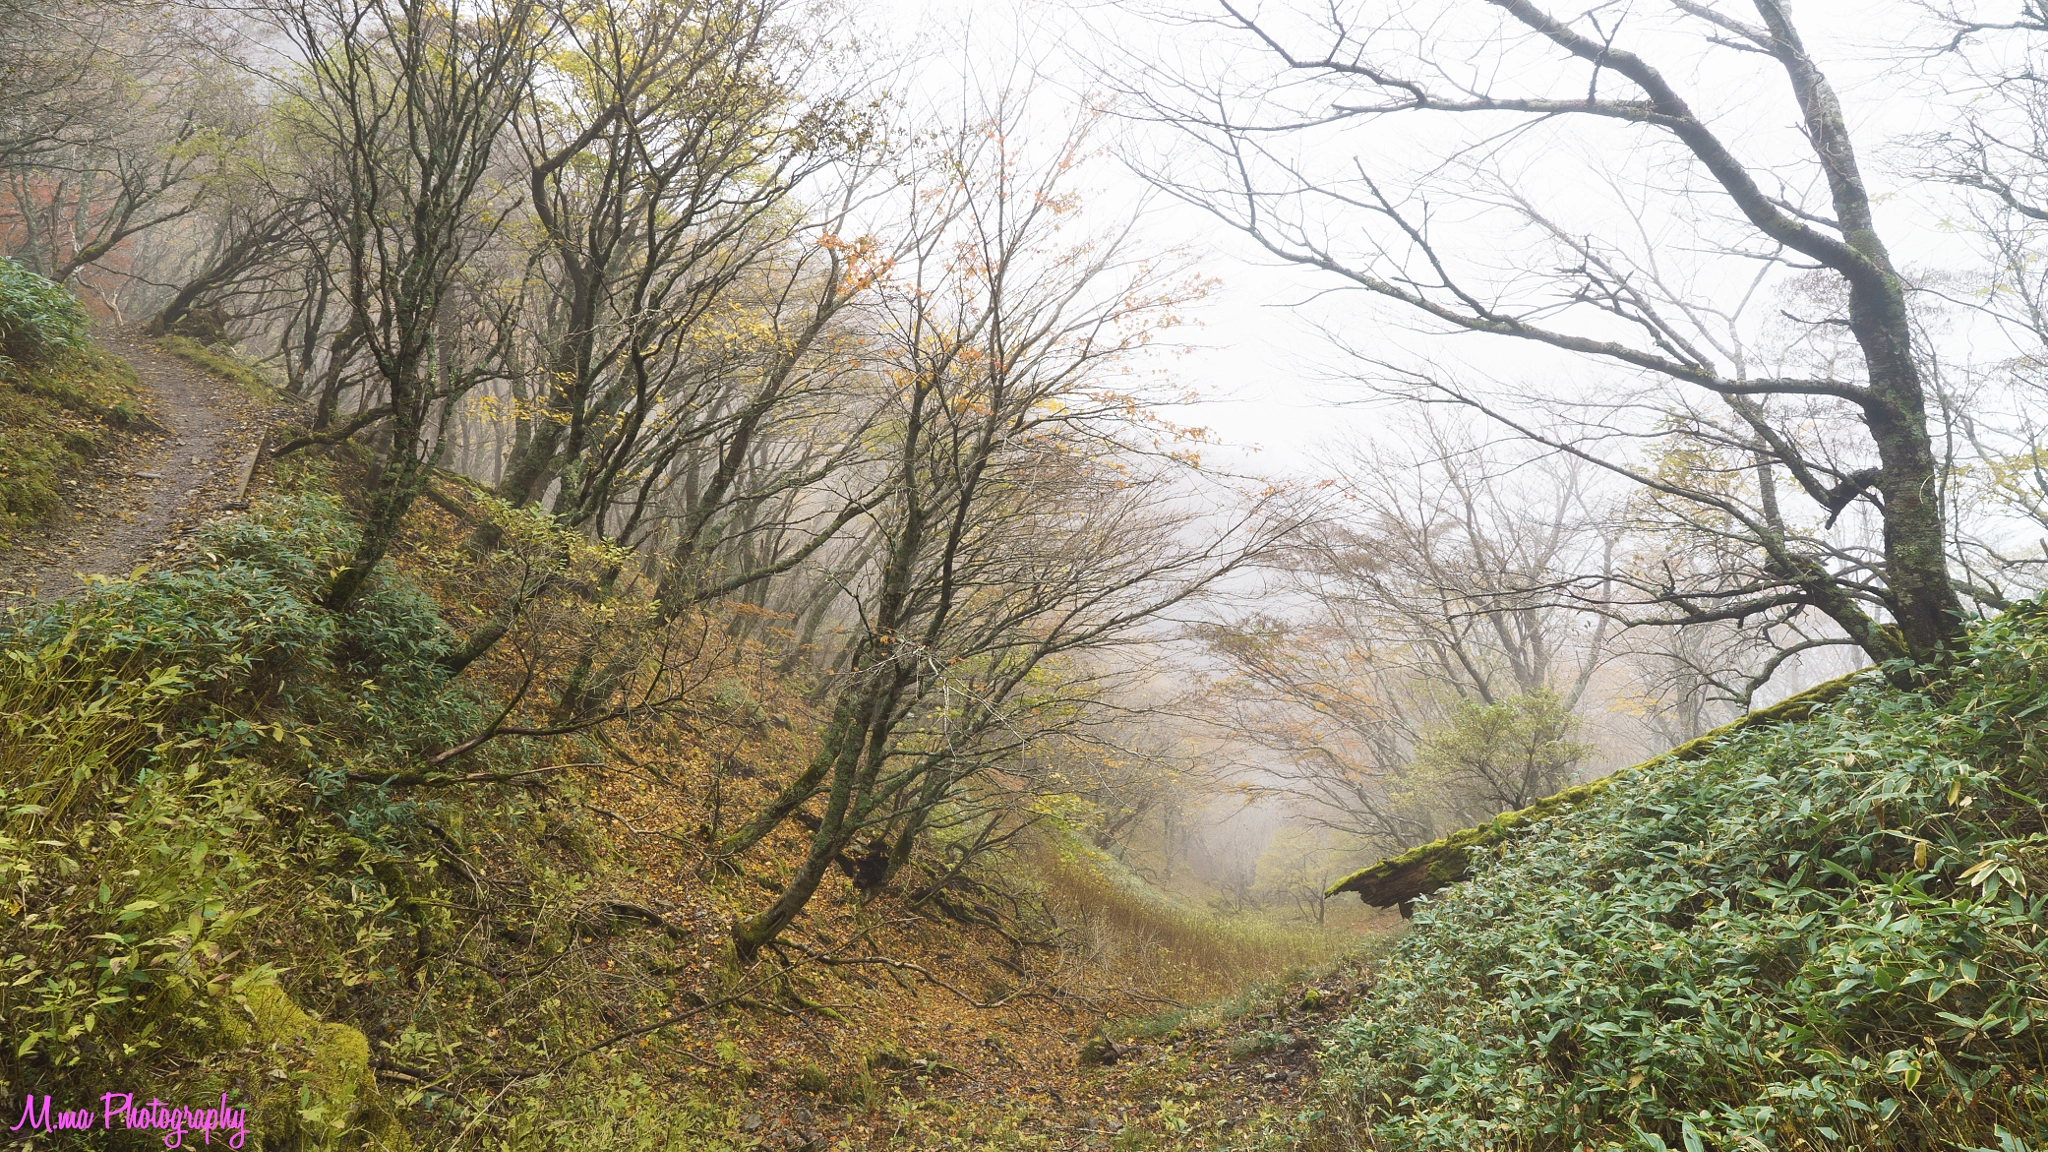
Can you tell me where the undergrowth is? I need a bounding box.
[0,264,140,535]
[1036,840,1348,989]
[1303,604,2048,1152]
[0,474,711,1148]
[0,448,1377,1150]
[154,335,281,402]
[1,479,466,1117]
[0,259,83,370]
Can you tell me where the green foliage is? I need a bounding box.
[0,479,555,1143]
[0,400,74,530]
[0,611,273,1083]
[1317,608,2048,1150]
[0,470,715,1148]
[0,480,456,1143]
[154,334,280,401]
[13,563,335,692]
[0,258,85,372]
[5,489,466,752]
[1410,690,1589,822]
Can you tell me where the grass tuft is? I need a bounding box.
[155,334,282,402]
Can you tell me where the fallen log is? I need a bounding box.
[1326,670,1863,913]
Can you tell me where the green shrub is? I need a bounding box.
[0,258,84,372]
[9,563,336,692]
[198,488,359,594]
[4,487,471,769]
[0,468,697,1149]
[0,620,272,1088]
[0,526,453,1144]
[0,480,499,1130]
[1316,609,2048,1151]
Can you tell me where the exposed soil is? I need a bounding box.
[1065,960,1379,1148]
[678,940,1385,1150]
[0,330,281,602]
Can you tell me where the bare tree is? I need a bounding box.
[486,0,863,547]
[1907,5,2048,607]
[144,196,309,340]
[1200,426,1616,848]
[723,95,1285,959]
[267,0,541,611]
[0,0,114,171]
[0,5,239,293]
[1305,425,1615,708]
[1122,0,1968,676]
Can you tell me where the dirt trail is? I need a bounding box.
[0,330,280,603]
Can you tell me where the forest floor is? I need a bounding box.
[781,948,1390,1150]
[0,328,279,600]
[346,448,1407,1152]
[0,333,1401,1149]
[554,730,1400,1151]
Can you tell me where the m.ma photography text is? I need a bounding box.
[11,1093,248,1147]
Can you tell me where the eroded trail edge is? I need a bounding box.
[0,331,278,602]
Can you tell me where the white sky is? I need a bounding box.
[859,0,2036,487]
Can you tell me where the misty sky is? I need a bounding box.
[866,0,2029,486]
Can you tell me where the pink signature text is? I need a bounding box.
[10,1093,248,1148]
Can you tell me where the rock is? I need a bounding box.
[1077,1034,1130,1067]
[865,1045,914,1072]
[214,980,413,1151]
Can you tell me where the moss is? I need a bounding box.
[0,345,141,536]
[788,1061,832,1094]
[865,1044,914,1071]
[1327,670,1863,905]
[219,982,413,1152]
[156,334,281,402]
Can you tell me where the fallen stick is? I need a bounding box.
[232,437,264,501]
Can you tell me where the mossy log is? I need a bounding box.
[213,981,414,1151]
[1326,671,1863,912]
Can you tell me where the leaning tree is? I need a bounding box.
[1126,0,1968,674]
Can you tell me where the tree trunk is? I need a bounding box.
[731,687,892,960]
[716,690,863,858]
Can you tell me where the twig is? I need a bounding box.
[347,761,600,788]
[784,943,1046,1010]
[585,805,683,837]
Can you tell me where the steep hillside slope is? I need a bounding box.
[1301,612,2048,1151]
[0,260,147,557]
[0,449,1360,1151]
